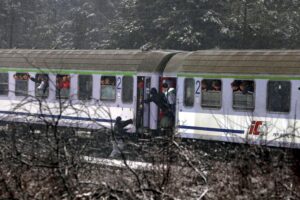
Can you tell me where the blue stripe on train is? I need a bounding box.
[178,125,244,134]
[0,110,244,134]
[0,110,114,123]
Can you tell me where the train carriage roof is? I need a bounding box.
[0,49,175,73]
[164,50,300,77]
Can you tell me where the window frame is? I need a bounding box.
[121,76,133,103]
[183,78,195,107]
[78,74,93,100]
[232,80,255,111]
[266,80,291,113]
[201,79,222,109]
[56,74,71,99]
[0,73,9,96]
[100,76,116,102]
[14,73,29,97]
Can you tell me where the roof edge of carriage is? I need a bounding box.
[0,49,179,74]
[163,49,300,77]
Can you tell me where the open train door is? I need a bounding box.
[136,76,151,133]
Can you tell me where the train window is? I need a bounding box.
[184,78,194,107]
[100,76,116,101]
[122,76,133,103]
[14,73,29,96]
[232,80,255,111]
[78,75,93,100]
[0,73,8,95]
[56,74,70,99]
[201,79,222,109]
[33,74,49,98]
[267,81,291,113]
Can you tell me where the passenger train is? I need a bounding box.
[0,49,299,148]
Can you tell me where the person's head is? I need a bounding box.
[63,75,70,82]
[201,80,208,91]
[231,81,240,91]
[42,76,48,81]
[212,80,221,91]
[23,74,29,80]
[116,116,122,122]
[240,81,251,94]
[104,78,110,85]
[162,82,168,92]
[240,81,247,91]
[150,87,157,95]
[37,75,43,81]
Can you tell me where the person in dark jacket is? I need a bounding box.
[28,74,49,95]
[144,87,174,128]
[113,117,133,140]
[109,116,133,158]
[162,83,176,115]
[144,88,170,112]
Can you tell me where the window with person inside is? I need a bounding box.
[201,79,222,108]
[100,76,116,101]
[33,74,49,98]
[13,73,29,96]
[56,74,70,99]
[231,80,255,111]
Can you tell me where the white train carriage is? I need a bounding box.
[1,49,300,149]
[163,50,300,148]
[0,49,175,131]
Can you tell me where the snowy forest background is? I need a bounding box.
[0,0,299,50]
[1,1,300,199]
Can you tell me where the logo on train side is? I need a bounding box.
[248,121,263,135]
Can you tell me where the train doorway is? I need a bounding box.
[136,76,151,132]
